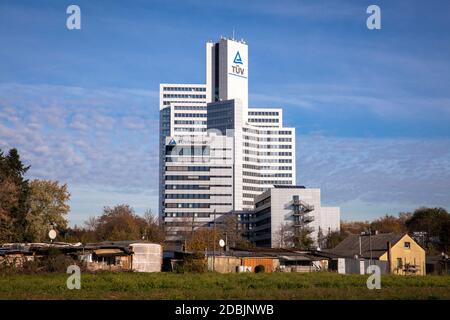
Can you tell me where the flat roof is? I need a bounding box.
[273,185,306,189]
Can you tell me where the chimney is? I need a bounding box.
[387,241,392,274]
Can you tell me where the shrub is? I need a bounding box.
[174,253,207,273]
[0,248,86,274]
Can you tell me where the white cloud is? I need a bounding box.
[0,83,160,196]
[2,82,449,222]
[298,135,450,213]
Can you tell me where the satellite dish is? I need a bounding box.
[48,229,57,240]
[219,239,225,248]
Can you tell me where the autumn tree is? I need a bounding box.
[185,213,254,251]
[24,180,70,242]
[291,227,314,250]
[370,214,406,234]
[186,228,220,251]
[86,204,164,242]
[62,225,97,243]
[341,220,370,235]
[216,213,253,248]
[324,230,346,249]
[143,209,165,243]
[94,204,147,241]
[405,207,450,252]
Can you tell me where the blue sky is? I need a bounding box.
[1,0,450,226]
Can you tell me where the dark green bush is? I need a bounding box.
[174,253,207,273]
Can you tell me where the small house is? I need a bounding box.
[328,233,426,275]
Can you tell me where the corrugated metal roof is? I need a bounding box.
[278,255,312,261]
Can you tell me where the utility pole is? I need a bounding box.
[191,212,195,238]
[369,227,373,266]
[213,209,217,272]
[359,235,362,257]
[225,233,228,252]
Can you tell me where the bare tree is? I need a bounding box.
[274,222,292,248]
[84,216,98,231]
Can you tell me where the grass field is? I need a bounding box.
[1,272,449,300]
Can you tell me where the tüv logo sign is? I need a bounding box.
[231,51,246,77]
[233,51,243,65]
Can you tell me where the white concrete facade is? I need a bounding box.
[206,38,249,109]
[159,84,209,224]
[252,186,340,248]
[206,99,296,211]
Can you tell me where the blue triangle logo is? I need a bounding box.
[233,51,243,64]
[169,138,176,145]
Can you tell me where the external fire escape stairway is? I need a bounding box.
[292,199,314,227]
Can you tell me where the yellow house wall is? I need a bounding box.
[379,234,426,276]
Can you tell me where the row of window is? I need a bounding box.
[166,166,210,172]
[174,113,206,118]
[244,142,292,149]
[255,197,271,208]
[165,157,212,163]
[165,194,232,199]
[163,94,206,99]
[243,185,264,192]
[164,222,207,228]
[163,100,202,105]
[165,203,231,208]
[248,111,279,116]
[255,217,271,228]
[163,87,206,92]
[243,164,292,171]
[244,157,292,163]
[238,213,255,220]
[248,118,279,123]
[174,128,207,132]
[165,146,209,156]
[165,212,210,218]
[174,120,206,125]
[166,185,209,190]
[166,194,210,199]
[174,106,207,110]
[165,175,232,181]
[243,172,292,178]
[243,128,292,135]
[244,136,292,142]
[243,178,293,185]
[244,150,292,156]
[165,184,232,190]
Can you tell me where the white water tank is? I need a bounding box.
[130,243,163,272]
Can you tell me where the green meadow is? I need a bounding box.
[1,272,449,300]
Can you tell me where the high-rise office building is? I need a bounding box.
[159,37,334,248]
